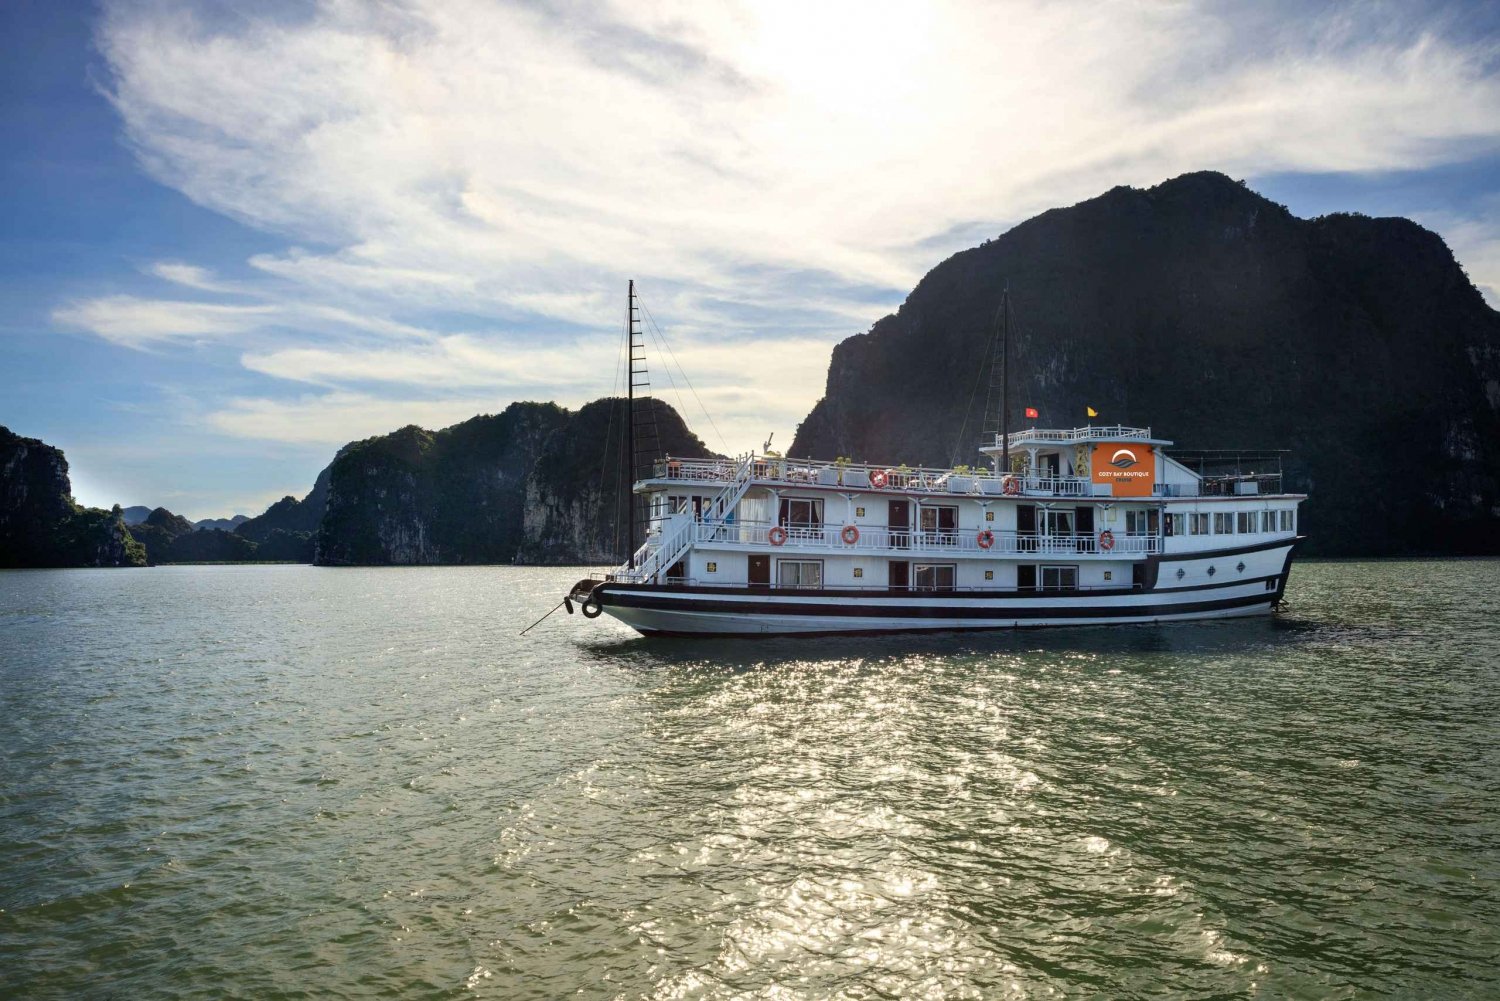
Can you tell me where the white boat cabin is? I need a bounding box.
[622,425,1303,594]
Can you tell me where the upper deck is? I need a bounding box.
[644,448,1290,500]
[996,425,1172,448]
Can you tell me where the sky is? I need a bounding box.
[3,0,1500,519]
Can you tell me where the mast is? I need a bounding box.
[1000,286,1010,475]
[626,279,637,567]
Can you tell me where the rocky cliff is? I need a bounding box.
[791,172,1500,556]
[232,457,335,563]
[316,399,713,565]
[0,426,145,567]
[128,506,260,564]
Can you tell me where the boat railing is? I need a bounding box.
[652,455,1113,498]
[694,522,1160,556]
[1198,473,1282,496]
[650,455,1288,500]
[999,425,1152,447]
[659,579,1151,594]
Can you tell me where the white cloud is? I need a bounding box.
[226,333,833,452]
[1416,206,1500,307]
[205,391,506,446]
[52,295,276,347]
[81,0,1500,449]
[148,261,239,292]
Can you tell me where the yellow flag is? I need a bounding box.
[1087,406,1099,418]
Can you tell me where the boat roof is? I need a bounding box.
[981,425,1174,449]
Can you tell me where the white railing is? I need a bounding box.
[694,522,1160,557]
[615,457,756,583]
[650,455,1112,498]
[1000,425,1151,446]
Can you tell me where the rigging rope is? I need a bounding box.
[593,307,630,562]
[639,299,732,455]
[949,301,1006,468]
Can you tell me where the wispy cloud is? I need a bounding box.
[75,0,1500,450]
[52,295,276,347]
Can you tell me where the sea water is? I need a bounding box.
[2,561,1497,999]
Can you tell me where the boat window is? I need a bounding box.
[1261,510,1274,532]
[1280,510,1293,531]
[1189,513,1209,535]
[1237,512,1255,533]
[919,505,958,538]
[1166,513,1184,537]
[1214,512,1232,534]
[777,560,823,588]
[1043,509,1075,536]
[1125,510,1157,535]
[778,498,823,528]
[912,563,956,592]
[1041,565,1079,591]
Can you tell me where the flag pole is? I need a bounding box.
[1000,285,1010,475]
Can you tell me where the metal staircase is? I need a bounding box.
[617,455,754,583]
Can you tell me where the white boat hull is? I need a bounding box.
[585,539,1302,636]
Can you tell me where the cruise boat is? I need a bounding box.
[562,284,1306,636]
[565,425,1306,636]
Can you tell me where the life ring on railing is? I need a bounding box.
[1098,529,1115,552]
[976,529,995,549]
[1001,474,1021,496]
[768,526,789,546]
[869,468,888,488]
[841,524,860,545]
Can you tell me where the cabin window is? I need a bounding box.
[913,563,956,592]
[919,505,958,543]
[778,498,823,528]
[1261,510,1275,532]
[777,560,823,588]
[1189,513,1209,535]
[1280,510,1294,531]
[1125,510,1158,535]
[1214,512,1233,534]
[1237,512,1255,533]
[1041,565,1079,591]
[1166,513,1184,537]
[1043,508,1075,537]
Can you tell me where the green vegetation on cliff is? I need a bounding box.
[0,426,145,568]
[791,171,1500,556]
[317,399,714,565]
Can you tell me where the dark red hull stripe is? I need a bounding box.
[601,589,1277,620]
[603,572,1280,602]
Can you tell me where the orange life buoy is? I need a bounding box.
[768,526,788,546]
[869,468,888,488]
[977,529,995,549]
[1098,529,1115,552]
[841,524,860,545]
[1002,475,1020,496]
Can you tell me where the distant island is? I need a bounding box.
[4,171,1498,568]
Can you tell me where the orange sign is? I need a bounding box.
[1091,443,1156,497]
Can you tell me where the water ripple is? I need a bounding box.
[1,561,1498,999]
